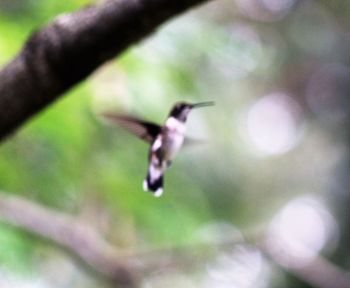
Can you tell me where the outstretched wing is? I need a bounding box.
[102,112,161,143]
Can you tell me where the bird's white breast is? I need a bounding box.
[163,117,186,160]
[165,117,186,134]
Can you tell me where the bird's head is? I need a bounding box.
[169,101,214,122]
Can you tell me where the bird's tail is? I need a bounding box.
[143,164,164,197]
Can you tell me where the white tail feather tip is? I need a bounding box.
[154,188,163,197]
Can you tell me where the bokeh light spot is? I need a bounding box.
[245,92,302,156]
[267,196,339,267]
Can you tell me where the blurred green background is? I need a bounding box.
[1,0,350,287]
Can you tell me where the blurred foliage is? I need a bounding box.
[1,0,350,287]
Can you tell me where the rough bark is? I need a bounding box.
[0,0,209,141]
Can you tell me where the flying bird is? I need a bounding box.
[102,101,214,197]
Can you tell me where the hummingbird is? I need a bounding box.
[102,101,214,197]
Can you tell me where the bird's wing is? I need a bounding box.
[101,113,161,143]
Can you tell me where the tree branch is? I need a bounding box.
[0,192,137,287]
[0,0,210,141]
[0,192,350,288]
[264,240,350,288]
[0,192,211,285]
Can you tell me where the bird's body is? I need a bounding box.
[145,116,186,196]
[161,116,186,161]
[102,101,214,197]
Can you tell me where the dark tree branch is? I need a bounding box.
[0,0,210,141]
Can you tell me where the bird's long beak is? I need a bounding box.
[191,101,215,109]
